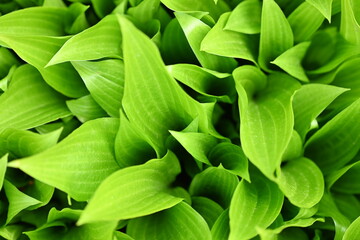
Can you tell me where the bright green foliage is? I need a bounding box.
[0,0,359,239]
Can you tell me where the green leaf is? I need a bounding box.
[175,12,237,72]
[127,202,212,240]
[333,193,360,222]
[72,59,124,118]
[0,35,88,98]
[4,180,41,224]
[160,0,230,20]
[25,208,118,240]
[259,0,293,71]
[160,18,198,65]
[191,196,224,228]
[331,162,360,194]
[234,67,300,178]
[201,12,258,65]
[288,2,325,43]
[305,98,360,174]
[292,83,348,140]
[127,0,160,24]
[0,47,19,79]
[306,0,333,22]
[0,65,70,130]
[0,128,62,158]
[225,0,261,34]
[343,217,360,240]
[91,0,116,18]
[0,154,7,191]
[66,95,108,122]
[271,42,311,82]
[318,192,351,240]
[8,118,120,202]
[78,151,183,224]
[49,15,122,65]
[208,142,250,181]
[167,64,235,103]
[0,7,67,36]
[189,167,239,208]
[211,209,230,240]
[304,29,360,74]
[0,224,25,240]
[115,112,156,168]
[229,174,284,240]
[170,131,218,165]
[328,57,360,110]
[277,157,324,208]
[282,130,303,161]
[117,15,206,155]
[340,0,360,44]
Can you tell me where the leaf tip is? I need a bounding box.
[7,160,20,168]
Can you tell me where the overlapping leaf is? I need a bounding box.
[277,157,324,208]
[78,151,183,224]
[259,0,293,71]
[127,202,211,240]
[305,98,360,174]
[0,65,70,130]
[234,66,300,178]
[8,118,120,202]
[229,174,284,240]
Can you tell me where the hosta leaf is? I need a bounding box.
[170,131,218,165]
[66,95,108,122]
[189,167,239,208]
[0,128,62,158]
[340,0,360,44]
[271,42,311,82]
[229,174,284,240]
[282,130,303,161]
[328,57,360,110]
[127,202,211,240]
[211,209,230,240]
[333,193,360,222]
[306,0,333,22]
[115,112,156,168]
[25,208,117,240]
[8,118,120,202]
[259,218,324,238]
[208,142,250,181]
[259,0,293,71]
[0,65,70,130]
[201,12,258,64]
[287,2,324,42]
[114,232,135,240]
[175,12,237,72]
[305,98,360,174]
[191,196,224,228]
[117,15,206,155]
[318,192,351,240]
[91,0,116,18]
[127,0,160,24]
[277,157,324,208]
[78,151,182,224]
[0,7,67,36]
[0,47,19,79]
[343,217,360,240]
[161,18,198,65]
[304,29,360,74]
[0,154,7,191]
[0,225,24,240]
[0,35,88,98]
[49,15,122,65]
[160,0,230,20]
[331,162,360,194]
[234,67,300,178]
[65,3,90,35]
[292,84,348,140]
[225,0,261,34]
[167,64,235,103]
[72,59,124,118]
[4,180,41,224]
